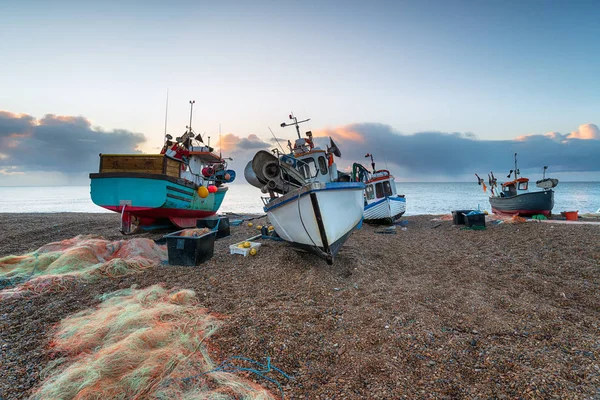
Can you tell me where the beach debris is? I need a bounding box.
[531,214,548,221]
[0,235,166,299]
[230,240,262,256]
[375,226,397,235]
[30,285,280,400]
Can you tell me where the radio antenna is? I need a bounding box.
[269,126,285,153]
[163,89,169,143]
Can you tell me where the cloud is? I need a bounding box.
[314,122,600,178]
[0,111,146,181]
[219,133,270,152]
[567,123,599,140]
[216,133,272,178]
[517,123,600,143]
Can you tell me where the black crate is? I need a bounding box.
[452,210,474,225]
[464,213,486,228]
[164,230,217,266]
[196,216,230,239]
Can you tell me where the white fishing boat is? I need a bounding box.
[244,114,365,264]
[351,154,406,224]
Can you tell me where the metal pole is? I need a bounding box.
[189,100,195,132]
[294,116,301,139]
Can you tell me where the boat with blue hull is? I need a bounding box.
[245,114,365,264]
[352,154,406,224]
[90,101,235,233]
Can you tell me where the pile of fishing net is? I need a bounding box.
[0,235,166,298]
[31,285,277,400]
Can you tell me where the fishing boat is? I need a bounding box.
[482,153,557,217]
[244,113,365,264]
[352,154,406,224]
[90,101,236,233]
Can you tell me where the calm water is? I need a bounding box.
[0,182,599,215]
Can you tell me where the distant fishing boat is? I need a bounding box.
[244,113,365,264]
[90,101,236,233]
[352,154,406,224]
[479,153,557,217]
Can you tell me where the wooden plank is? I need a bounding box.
[100,155,166,173]
[165,167,180,177]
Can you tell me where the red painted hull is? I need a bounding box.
[491,208,551,217]
[103,205,214,218]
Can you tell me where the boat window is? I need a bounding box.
[504,184,517,196]
[365,184,375,200]
[383,181,393,196]
[298,158,318,179]
[518,181,528,190]
[318,156,328,175]
[391,182,397,195]
[375,182,384,198]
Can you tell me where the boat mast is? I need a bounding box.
[514,153,518,180]
[188,100,195,135]
[365,153,375,172]
[280,112,310,140]
[163,89,169,143]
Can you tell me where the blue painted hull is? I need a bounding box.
[89,173,227,223]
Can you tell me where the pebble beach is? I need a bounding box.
[0,212,599,399]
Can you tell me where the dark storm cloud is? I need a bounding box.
[0,111,35,139]
[0,111,146,173]
[316,123,600,176]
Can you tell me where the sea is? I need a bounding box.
[1,182,599,216]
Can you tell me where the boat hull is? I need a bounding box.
[364,195,406,224]
[264,182,365,264]
[90,173,227,229]
[489,190,554,217]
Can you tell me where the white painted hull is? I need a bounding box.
[264,182,365,262]
[363,196,406,222]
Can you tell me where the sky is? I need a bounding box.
[1,0,599,185]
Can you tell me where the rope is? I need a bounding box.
[0,253,39,290]
[164,356,292,399]
[297,187,320,252]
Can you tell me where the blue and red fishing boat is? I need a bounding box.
[90,101,235,233]
[478,153,558,217]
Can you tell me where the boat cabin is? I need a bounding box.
[289,134,338,183]
[364,170,398,205]
[501,178,529,197]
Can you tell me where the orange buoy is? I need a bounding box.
[197,186,209,198]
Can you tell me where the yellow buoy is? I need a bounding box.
[237,244,245,248]
[249,248,257,256]
[243,242,251,248]
[248,222,253,227]
[256,225,263,230]
[197,186,209,198]
[268,225,274,231]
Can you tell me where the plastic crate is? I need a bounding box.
[452,210,474,225]
[164,229,217,266]
[229,241,261,257]
[464,212,486,228]
[196,216,230,239]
